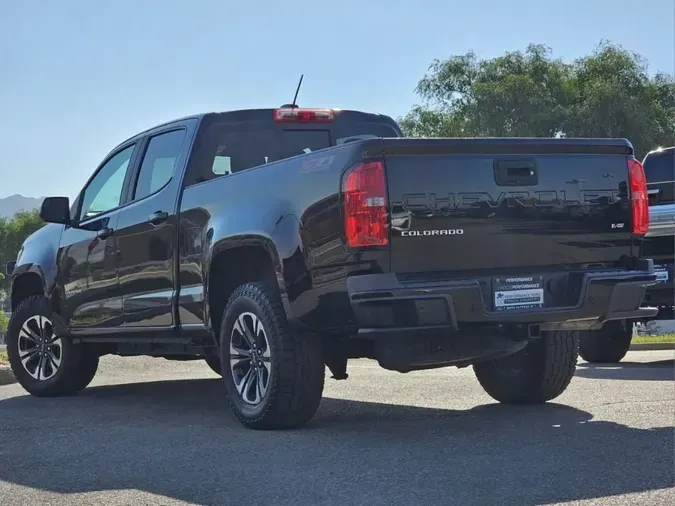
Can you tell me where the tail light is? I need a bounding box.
[273,108,334,123]
[627,158,649,235]
[342,161,389,247]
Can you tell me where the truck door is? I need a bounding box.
[58,143,138,330]
[115,122,195,328]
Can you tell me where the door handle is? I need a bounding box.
[96,227,114,240]
[148,211,169,225]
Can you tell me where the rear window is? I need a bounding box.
[643,150,674,183]
[206,123,398,177]
[281,130,331,158]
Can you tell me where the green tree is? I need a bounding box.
[0,311,7,334]
[400,42,675,159]
[565,42,675,157]
[0,209,45,296]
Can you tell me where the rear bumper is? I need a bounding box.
[644,283,674,308]
[643,261,674,308]
[646,203,675,238]
[347,267,658,337]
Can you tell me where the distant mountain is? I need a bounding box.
[0,194,44,219]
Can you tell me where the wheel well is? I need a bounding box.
[11,273,44,311]
[207,246,279,338]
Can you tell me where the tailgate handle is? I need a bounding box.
[494,160,538,186]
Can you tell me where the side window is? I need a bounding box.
[133,130,186,200]
[209,128,280,176]
[79,144,135,221]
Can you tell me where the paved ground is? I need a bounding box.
[0,351,673,506]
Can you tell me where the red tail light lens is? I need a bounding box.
[342,161,389,247]
[273,108,334,123]
[627,158,649,236]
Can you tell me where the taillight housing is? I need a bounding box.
[273,108,334,123]
[627,158,649,236]
[342,161,389,247]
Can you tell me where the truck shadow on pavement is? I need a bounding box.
[575,359,674,381]
[0,378,673,506]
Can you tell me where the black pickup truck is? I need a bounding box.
[578,146,674,363]
[5,106,658,429]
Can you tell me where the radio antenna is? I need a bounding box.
[290,74,304,108]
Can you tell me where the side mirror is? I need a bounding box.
[40,197,71,225]
[5,261,15,276]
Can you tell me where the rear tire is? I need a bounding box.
[6,295,99,397]
[578,320,632,363]
[473,331,578,404]
[219,282,325,430]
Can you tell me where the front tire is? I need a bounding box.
[473,331,578,404]
[204,355,222,375]
[219,282,325,430]
[6,295,99,397]
[578,320,632,363]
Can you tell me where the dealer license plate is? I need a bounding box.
[493,275,544,311]
[654,264,670,284]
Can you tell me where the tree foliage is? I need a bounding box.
[0,209,45,302]
[399,42,675,158]
[0,311,7,334]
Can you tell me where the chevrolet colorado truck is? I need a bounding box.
[5,106,658,429]
[578,146,674,363]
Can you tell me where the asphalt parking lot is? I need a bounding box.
[0,351,673,506]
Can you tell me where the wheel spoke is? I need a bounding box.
[229,344,251,357]
[254,316,264,338]
[230,355,249,368]
[19,322,41,344]
[34,354,45,380]
[37,316,46,340]
[236,367,254,396]
[248,368,261,403]
[242,325,257,349]
[255,369,264,402]
[234,314,256,348]
[38,352,56,381]
[260,358,272,377]
[47,349,61,370]
[19,348,39,368]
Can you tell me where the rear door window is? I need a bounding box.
[133,129,186,200]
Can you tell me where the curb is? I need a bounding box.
[0,366,16,386]
[629,342,675,351]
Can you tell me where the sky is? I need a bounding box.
[0,0,673,199]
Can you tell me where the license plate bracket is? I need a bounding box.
[493,275,545,312]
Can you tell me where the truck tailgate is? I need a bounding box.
[382,138,635,275]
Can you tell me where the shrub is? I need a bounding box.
[0,311,8,335]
